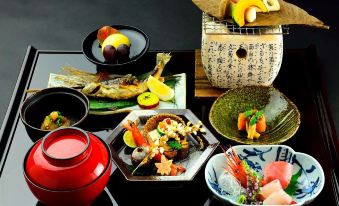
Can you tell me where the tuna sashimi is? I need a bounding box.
[263,189,293,205]
[264,161,293,189]
[259,179,283,200]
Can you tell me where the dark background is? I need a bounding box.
[0,0,338,133]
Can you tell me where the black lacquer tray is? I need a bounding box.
[0,46,338,206]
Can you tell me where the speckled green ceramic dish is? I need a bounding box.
[209,86,300,144]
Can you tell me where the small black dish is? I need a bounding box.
[20,87,89,142]
[82,25,150,69]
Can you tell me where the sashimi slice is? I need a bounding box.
[264,161,293,189]
[259,179,283,200]
[263,189,293,205]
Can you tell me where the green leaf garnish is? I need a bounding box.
[237,195,246,204]
[244,109,255,118]
[89,98,137,110]
[249,115,257,126]
[167,141,182,150]
[242,160,260,179]
[285,169,302,196]
[255,110,263,119]
[248,110,264,126]
[56,116,62,126]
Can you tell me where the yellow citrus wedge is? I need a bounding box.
[101,33,131,52]
[123,130,137,148]
[147,76,174,101]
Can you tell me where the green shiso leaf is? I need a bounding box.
[164,76,179,89]
[285,169,302,196]
[89,98,137,110]
[167,141,182,150]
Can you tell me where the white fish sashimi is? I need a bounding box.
[263,189,293,205]
[259,179,283,200]
[218,171,243,196]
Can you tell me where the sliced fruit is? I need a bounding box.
[97,26,119,46]
[147,76,175,101]
[123,130,137,148]
[157,122,166,135]
[231,0,268,27]
[137,92,160,109]
[264,161,293,189]
[103,45,117,63]
[116,44,130,62]
[101,33,131,53]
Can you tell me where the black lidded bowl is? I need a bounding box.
[20,87,89,142]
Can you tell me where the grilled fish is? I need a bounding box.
[48,53,171,100]
[81,53,171,99]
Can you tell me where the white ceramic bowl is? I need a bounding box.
[205,145,325,206]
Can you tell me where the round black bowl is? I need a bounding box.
[82,25,150,69]
[20,87,89,142]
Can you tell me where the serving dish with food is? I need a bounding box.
[46,52,186,115]
[209,85,300,144]
[107,109,219,181]
[20,87,89,141]
[82,25,150,68]
[0,46,337,206]
[205,145,325,205]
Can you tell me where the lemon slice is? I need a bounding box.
[123,130,137,148]
[147,76,174,101]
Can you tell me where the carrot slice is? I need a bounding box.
[238,113,247,131]
[256,114,266,133]
[170,164,178,176]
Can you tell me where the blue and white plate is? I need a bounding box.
[205,145,325,206]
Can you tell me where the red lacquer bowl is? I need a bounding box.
[23,127,112,206]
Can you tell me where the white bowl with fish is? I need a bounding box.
[205,145,324,205]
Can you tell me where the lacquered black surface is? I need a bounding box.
[0,48,338,206]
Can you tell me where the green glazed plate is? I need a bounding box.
[209,86,300,144]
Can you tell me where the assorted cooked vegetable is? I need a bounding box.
[238,109,266,139]
[41,111,70,130]
[219,147,301,205]
[122,113,205,176]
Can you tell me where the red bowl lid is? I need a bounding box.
[24,127,110,190]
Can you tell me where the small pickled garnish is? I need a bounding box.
[237,195,246,204]
[167,141,182,150]
[41,111,70,130]
[155,155,173,175]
